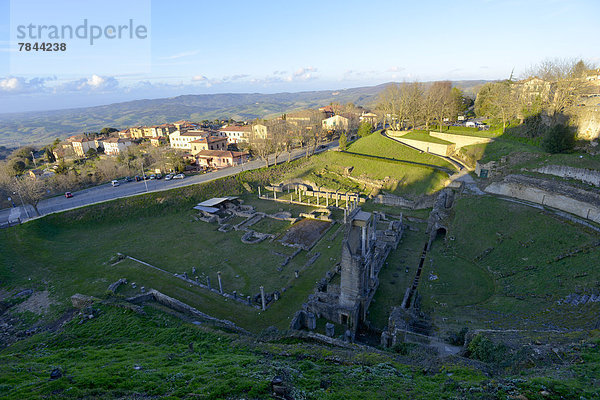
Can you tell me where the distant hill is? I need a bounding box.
[0,80,487,147]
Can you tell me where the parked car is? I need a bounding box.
[64,192,73,198]
[149,174,156,180]
[164,173,174,181]
[156,173,162,179]
[135,175,142,181]
[142,174,148,180]
[125,176,133,182]
[111,180,120,187]
[173,173,185,179]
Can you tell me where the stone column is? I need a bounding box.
[361,226,366,257]
[344,208,347,224]
[274,190,277,200]
[307,312,316,330]
[335,192,339,208]
[258,186,261,197]
[260,286,266,311]
[217,271,223,294]
[247,295,251,305]
[326,193,329,207]
[325,322,335,337]
[299,191,302,203]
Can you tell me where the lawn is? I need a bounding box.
[347,131,456,169]
[418,195,600,334]
[399,130,455,145]
[282,150,449,198]
[0,186,342,333]
[368,218,429,330]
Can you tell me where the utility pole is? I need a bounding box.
[31,151,37,168]
[13,185,30,219]
[141,158,149,192]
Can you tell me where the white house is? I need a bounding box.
[218,125,252,144]
[322,115,349,131]
[103,138,133,155]
[169,130,210,150]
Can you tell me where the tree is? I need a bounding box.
[100,127,119,135]
[376,83,405,130]
[339,132,348,150]
[357,122,373,137]
[530,58,591,122]
[10,159,26,175]
[475,81,517,132]
[541,124,575,154]
[428,81,453,131]
[405,82,424,130]
[45,147,56,163]
[13,177,47,216]
[86,148,98,158]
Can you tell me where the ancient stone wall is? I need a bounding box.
[485,174,600,223]
[395,137,456,156]
[534,165,600,186]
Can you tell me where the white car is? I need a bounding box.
[164,173,174,181]
[173,173,185,179]
[111,180,120,187]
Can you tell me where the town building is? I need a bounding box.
[169,130,211,150]
[71,137,97,157]
[103,138,133,155]
[194,150,249,169]
[322,115,349,131]
[190,136,228,154]
[218,125,252,143]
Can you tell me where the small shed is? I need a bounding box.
[193,196,240,213]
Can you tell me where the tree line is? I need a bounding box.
[375,81,471,131]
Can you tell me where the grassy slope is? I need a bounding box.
[420,196,600,333]
[400,131,455,145]
[348,131,455,169]
[1,303,598,399]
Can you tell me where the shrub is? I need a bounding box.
[541,124,574,154]
[466,334,506,363]
[357,122,374,138]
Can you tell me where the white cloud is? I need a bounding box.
[55,75,119,92]
[292,66,317,81]
[192,75,208,82]
[160,50,200,60]
[0,76,51,93]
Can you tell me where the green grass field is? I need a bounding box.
[419,196,600,333]
[347,131,455,169]
[399,131,455,145]
[282,151,449,198]
[0,186,345,333]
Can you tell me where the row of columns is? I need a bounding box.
[260,185,360,209]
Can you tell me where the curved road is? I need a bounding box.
[0,141,338,227]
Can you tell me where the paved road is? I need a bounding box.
[0,141,338,227]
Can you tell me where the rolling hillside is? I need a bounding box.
[0,80,487,147]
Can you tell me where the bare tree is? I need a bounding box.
[531,58,592,122]
[13,177,47,216]
[376,83,405,130]
[405,81,424,130]
[429,81,453,131]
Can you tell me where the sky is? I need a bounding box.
[0,0,598,113]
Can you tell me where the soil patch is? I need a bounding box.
[280,219,332,250]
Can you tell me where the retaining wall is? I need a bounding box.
[428,131,493,148]
[534,164,600,186]
[485,175,600,223]
[395,137,456,156]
